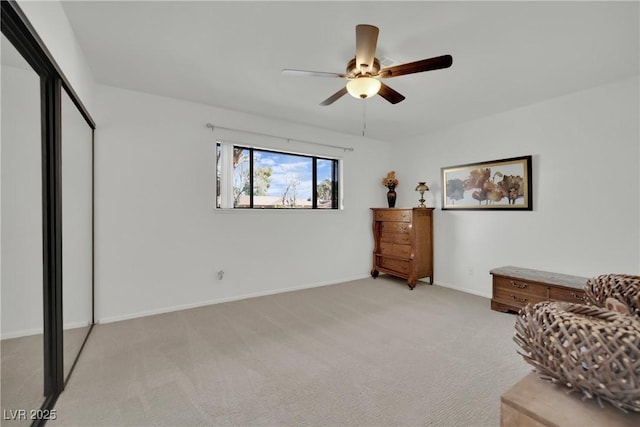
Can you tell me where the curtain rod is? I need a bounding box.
[206,123,354,152]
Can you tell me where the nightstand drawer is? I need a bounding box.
[493,276,548,299]
[375,209,411,222]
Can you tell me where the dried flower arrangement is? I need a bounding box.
[382,171,399,188]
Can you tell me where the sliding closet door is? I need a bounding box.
[0,32,47,419]
[61,89,94,382]
[2,4,97,421]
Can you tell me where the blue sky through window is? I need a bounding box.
[254,151,313,200]
[217,143,338,209]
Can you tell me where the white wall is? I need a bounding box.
[1,64,43,338]
[94,84,392,323]
[94,77,639,322]
[394,76,640,297]
[17,0,95,113]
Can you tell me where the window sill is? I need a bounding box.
[212,207,344,214]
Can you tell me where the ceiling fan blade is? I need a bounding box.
[379,55,453,78]
[378,82,406,104]
[282,69,346,78]
[320,87,348,106]
[355,24,379,74]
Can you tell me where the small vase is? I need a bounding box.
[387,185,397,208]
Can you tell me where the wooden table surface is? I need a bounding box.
[501,373,640,426]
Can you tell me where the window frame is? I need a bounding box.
[216,142,341,210]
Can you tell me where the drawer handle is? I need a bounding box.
[509,280,527,289]
[510,294,528,303]
[571,292,585,301]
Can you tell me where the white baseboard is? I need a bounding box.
[1,327,43,340]
[2,321,92,340]
[2,276,490,335]
[64,320,92,330]
[431,280,492,299]
[97,274,371,325]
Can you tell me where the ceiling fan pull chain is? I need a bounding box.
[362,101,366,136]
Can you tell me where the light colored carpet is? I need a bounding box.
[1,334,44,427]
[49,277,530,426]
[1,326,92,426]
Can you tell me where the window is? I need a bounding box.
[216,143,340,209]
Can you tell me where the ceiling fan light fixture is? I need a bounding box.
[283,24,452,106]
[346,77,381,99]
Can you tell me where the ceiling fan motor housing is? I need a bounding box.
[347,57,381,77]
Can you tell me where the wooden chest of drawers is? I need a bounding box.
[370,208,433,289]
[490,266,588,313]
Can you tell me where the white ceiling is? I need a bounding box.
[60,1,639,141]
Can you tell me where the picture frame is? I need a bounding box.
[441,155,532,210]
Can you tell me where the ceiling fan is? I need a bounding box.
[282,24,453,106]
